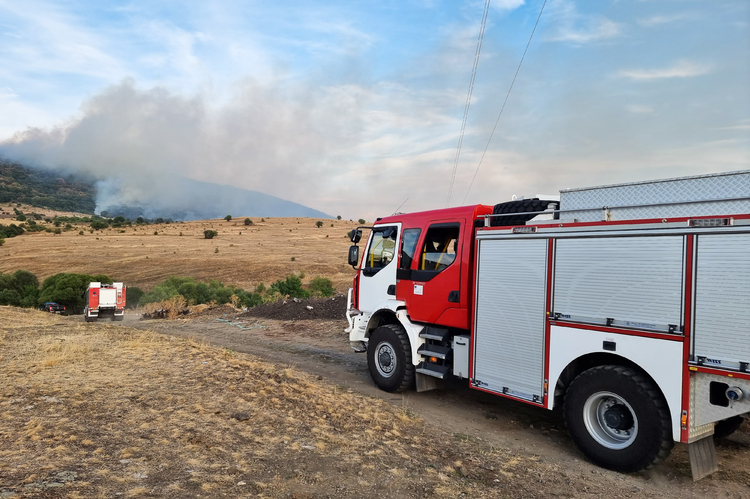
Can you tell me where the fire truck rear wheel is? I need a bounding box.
[367,324,414,393]
[564,365,673,472]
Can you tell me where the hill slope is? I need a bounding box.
[0,160,96,213]
[0,160,331,220]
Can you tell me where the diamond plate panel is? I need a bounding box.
[560,170,750,222]
[690,372,750,433]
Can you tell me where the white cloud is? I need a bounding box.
[491,0,525,11]
[637,13,692,27]
[617,60,712,81]
[545,0,621,44]
[627,104,654,114]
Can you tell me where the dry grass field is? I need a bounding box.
[0,203,360,293]
[0,307,571,498]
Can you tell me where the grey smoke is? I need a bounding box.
[0,78,353,218]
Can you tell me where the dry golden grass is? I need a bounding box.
[0,307,562,498]
[0,208,360,293]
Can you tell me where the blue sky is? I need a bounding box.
[0,0,748,219]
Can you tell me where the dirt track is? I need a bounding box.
[121,309,750,498]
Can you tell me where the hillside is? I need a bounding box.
[0,160,332,220]
[0,160,97,213]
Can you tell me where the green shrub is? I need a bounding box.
[255,282,266,294]
[269,275,310,299]
[244,218,252,226]
[90,220,109,230]
[0,270,39,307]
[0,237,4,246]
[309,277,334,297]
[138,276,262,308]
[204,230,218,239]
[316,221,323,228]
[0,223,24,239]
[224,215,232,222]
[15,214,26,221]
[337,215,342,220]
[358,219,366,224]
[126,286,145,309]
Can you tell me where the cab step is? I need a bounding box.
[418,344,451,360]
[419,326,450,342]
[416,362,451,379]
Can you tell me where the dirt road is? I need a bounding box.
[121,311,750,498]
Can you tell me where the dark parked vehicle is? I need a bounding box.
[40,302,66,314]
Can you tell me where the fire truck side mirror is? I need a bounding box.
[350,229,362,243]
[348,245,360,267]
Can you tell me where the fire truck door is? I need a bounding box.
[397,221,464,327]
[358,225,401,313]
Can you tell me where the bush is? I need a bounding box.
[0,270,39,307]
[316,221,323,228]
[139,276,262,309]
[244,218,252,226]
[90,220,109,230]
[255,282,266,294]
[337,215,342,220]
[224,215,232,222]
[269,275,309,299]
[309,277,334,297]
[0,223,24,239]
[126,286,145,309]
[15,214,26,221]
[0,237,4,246]
[204,230,218,239]
[358,219,366,224]
[38,273,112,313]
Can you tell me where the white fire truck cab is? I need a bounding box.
[84,282,126,322]
[345,170,750,479]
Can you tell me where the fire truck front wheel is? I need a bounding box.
[564,365,673,473]
[367,324,415,393]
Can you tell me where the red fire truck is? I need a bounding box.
[345,170,750,479]
[83,282,126,322]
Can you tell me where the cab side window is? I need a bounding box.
[419,224,460,272]
[364,227,398,273]
[400,228,421,270]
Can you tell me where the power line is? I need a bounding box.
[462,0,547,205]
[446,0,491,207]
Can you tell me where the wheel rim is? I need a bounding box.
[582,391,638,450]
[374,341,397,378]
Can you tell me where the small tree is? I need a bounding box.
[224,215,232,222]
[337,215,342,220]
[316,221,324,228]
[204,230,218,239]
[244,218,253,226]
[358,219,366,225]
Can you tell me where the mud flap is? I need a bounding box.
[416,373,444,392]
[688,435,718,481]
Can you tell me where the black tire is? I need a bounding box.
[367,324,414,393]
[490,198,555,227]
[714,416,745,439]
[564,365,673,472]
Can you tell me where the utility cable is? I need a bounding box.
[446,0,491,207]
[462,0,547,205]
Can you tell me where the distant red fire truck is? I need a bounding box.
[84,282,126,322]
[345,170,750,479]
